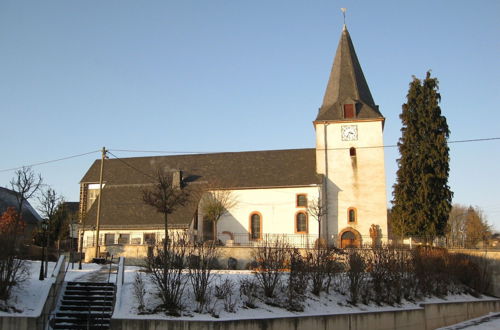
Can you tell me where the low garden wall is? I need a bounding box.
[111,299,500,330]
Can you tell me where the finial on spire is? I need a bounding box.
[341,8,347,29]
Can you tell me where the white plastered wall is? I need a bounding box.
[316,120,388,245]
[197,186,321,247]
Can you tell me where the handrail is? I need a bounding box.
[107,255,114,283]
[113,256,125,317]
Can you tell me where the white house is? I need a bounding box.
[78,25,388,253]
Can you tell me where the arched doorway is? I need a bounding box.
[339,228,361,248]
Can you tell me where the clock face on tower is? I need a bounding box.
[341,125,358,141]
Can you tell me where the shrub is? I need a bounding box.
[187,241,219,312]
[144,234,188,316]
[448,253,492,296]
[252,236,290,298]
[0,208,28,302]
[215,278,237,313]
[346,250,366,305]
[133,272,146,313]
[239,277,259,308]
[412,246,450,297]
[285,249,308,311]
[367,246,411,305]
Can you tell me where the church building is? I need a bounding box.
[79,25,388,253]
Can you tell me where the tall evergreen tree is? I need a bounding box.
[392,72,452,240]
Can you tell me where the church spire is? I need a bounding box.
[316,26,383,121]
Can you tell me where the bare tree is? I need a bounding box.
[307,195,326,244]
[446,204,468,247]
[446,204,492,248]
[201,189,237,242]
[37,187,63,277]
[0,167,41,302]
[464,206,491,248]
[142,169,189,252]
[10,167,43,243]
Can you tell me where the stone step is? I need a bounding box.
[66,286,115,292]
[61,300,112,307]
[53,316,111,323]
[52,322,110,330]
[67,281,115,287]
[63,295,114,301]
[63,291,114,297]
[60,305,113,312]
[56,311,112,319]
[66,283,115,289]
[52,281,116,330]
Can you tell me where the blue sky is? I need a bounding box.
[1,1,499,230]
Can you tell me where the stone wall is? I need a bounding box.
[111,299,500,330]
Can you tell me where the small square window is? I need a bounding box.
[344,104,355,118]
[118,234,130,244]
[296,194,307,207]
[104,233,115,245]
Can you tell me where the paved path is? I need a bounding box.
[72,264,118,282]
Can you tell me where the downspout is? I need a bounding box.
[323,123,329,244]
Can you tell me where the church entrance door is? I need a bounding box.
[340,230,360,248]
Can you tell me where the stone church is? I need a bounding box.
[79,25,388,254]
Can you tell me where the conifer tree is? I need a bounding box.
[392,72,452,241]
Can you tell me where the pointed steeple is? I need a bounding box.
[316,26,383,121]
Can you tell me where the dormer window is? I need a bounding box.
[343,104,355,118]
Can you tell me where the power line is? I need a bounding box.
[0,150,100,173]
[110,149,206,154]
[106,151,155,180]
[110,137,500,154]
[1,136,498,174]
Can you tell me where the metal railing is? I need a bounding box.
[220,233,320,248]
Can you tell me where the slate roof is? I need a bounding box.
[0,187,42,226]
[81,148,319,188]
[316,26,384,121]
[82,185,200,229]
[80,148,320,229]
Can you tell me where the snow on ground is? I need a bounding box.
[1,261,497,323]
[113,266,496,321]
[0,260,105,317]
[437,312,500,329]
[0,260,56,317]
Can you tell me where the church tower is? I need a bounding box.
[315,25,388,247]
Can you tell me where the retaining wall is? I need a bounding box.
[111,299,500,330]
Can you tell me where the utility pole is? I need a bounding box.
[94,147,107,259]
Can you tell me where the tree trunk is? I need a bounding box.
[212,220,217,242]
[164,212,168,286]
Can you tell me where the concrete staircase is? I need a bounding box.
[50,281,115,330]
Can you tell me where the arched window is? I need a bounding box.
[348,208,357,223]
[249,213,262,240]
[295,212,308,233]
[350,147,356,157]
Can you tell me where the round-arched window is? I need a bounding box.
[296,212,308,233]
[250,213,261,240]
